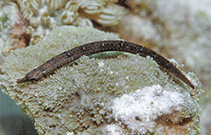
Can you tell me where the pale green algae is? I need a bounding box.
[0,26,202,134]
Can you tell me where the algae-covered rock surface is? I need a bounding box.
[0,26,202,134]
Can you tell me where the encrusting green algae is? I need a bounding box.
[0,26,202,134]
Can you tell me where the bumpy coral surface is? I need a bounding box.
[15,0,123,27]
[117,2,211,132]
[112,85,199,134]
[0,0,125,60]
[0,2,29,63]
[0,26,201,134]
[120,0,210,96]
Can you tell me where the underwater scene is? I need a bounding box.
[0,0,210,135]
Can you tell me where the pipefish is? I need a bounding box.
[17,40,194,89]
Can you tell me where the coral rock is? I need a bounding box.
[0,26,201,134]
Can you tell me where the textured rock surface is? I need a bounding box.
[0,26,201,134]
[0,0,125,60]
[120,1,211,133]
